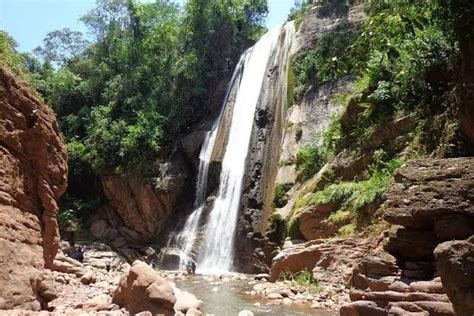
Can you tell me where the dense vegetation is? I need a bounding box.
[1,0,268,229]
[283,0,474,238]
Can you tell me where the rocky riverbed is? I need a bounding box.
[0,241,345,315]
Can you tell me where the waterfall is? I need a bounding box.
[197,26,285,274]
[160,22,295,274]
[172,54,248,269]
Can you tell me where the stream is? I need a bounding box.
[173,274,338,316]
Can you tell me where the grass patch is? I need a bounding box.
[279,268,322,293]
[310,156,404,213]
[337,222,357,237]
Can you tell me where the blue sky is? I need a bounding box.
[0,0,294,53]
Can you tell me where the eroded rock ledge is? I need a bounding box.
[342,157,474,316]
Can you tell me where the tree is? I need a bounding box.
[33,28,89,66]
[0,31,25,74]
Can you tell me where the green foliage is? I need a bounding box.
[287,61,296,106]
[27,0,268,174]
[293,22,359,93]
[273,183,293,208]
[322,116,342,155]
[279,268,321,293]
[267,213,288,243]
[0,31,25,75]
[310,155,404,214]
[296,145,327,182]
[288,216,304,240]
[288,0,348,29]
[33,28,89,66]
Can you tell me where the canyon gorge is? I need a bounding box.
[0,0,473,315]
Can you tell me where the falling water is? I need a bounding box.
[197,26,286,273]
[173,54,248,269]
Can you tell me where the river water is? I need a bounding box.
[174,275,337,316]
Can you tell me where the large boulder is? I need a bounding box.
[270,237,374,284]
[113,261,201,315]
[113,261,176,314]
[0,66,67,309]
[434,237,474,316]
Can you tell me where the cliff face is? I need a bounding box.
[0,66,68,309]
[89,152,190,257]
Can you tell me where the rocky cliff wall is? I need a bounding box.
[234,24,295,272]
[89,151,190,256]
[0,66,68,309]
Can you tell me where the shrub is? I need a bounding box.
[274,183,294,208]
[296,146,327,181]
[267,213,288,243]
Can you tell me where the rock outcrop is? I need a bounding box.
[90,152,190,249]
[434,237,474,316]
[270,237,379,285]
[343,158,474,315]
[0,66,68,309]
[113,261,201,315]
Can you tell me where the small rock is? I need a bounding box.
[253,302,261,307]
[238,310,254,316]
[250,291,256,296]
[83,294,113,311]
[294,293,306,301]
[81,272,97,285]
[268,293,283,300]
[254,273,270,280]
[186,308,202,316]
[283,298,292,305]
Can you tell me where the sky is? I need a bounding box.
[0,0,295,53]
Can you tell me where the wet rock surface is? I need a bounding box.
[0,66,67,310]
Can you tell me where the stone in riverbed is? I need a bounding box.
[82,294,114,311]
[80,271,97,285]
[112,261,176,314]
[254,273,270,280]
[238,310,254,316]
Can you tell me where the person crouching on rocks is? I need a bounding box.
[72,245,86,263]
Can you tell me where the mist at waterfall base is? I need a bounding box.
[160,22,295,275]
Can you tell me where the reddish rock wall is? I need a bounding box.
[0,67,67,310]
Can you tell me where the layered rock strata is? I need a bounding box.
[342,158,474,315]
